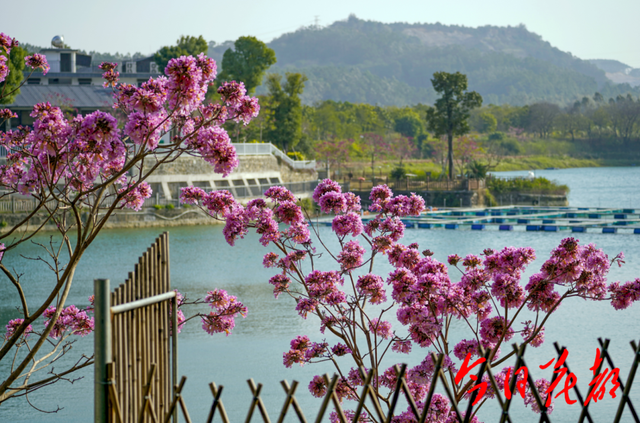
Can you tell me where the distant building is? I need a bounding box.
[4,46,160,130]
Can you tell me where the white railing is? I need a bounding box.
[232,143,316,170]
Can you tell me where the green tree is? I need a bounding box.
[218,36,276,95]
[153,35,208,72]
[425,72,482,179]
[0,46,26,104]
[265,72,308,152]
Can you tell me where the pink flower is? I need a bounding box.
[312,179,341,203]
[609,279,640,310]
[25,53,49,75]
[318,191,347,214]
[119,182,152,211]
[4,318,33,339]
[203,190,237,216]
[392,340,412,354]
[332,212,363,237]
[295,298,318,318]
[308,375,327,398]
[338,240,365,271]
[264,186,296,202]
[521,320,545,347]
[99,62,119,87]
[263,252,278,268]
[276,201,305,224]
[331,343,352,356]
[480,316,514,346]
[356,274,387,304]
[453,339,480,360]
[43,305,94,339]
[269,274,290,298]
[0,33,18,55]
[0,109,17,119]
[368,318,393,339]
[180,186,206,205]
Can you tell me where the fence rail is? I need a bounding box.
[349,178,485,192]
[164,338,640,423]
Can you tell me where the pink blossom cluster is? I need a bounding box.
[43,304,94,339]
[201,289,247,336]
[180,185,309,247]
[0,33,18,82]
[4,319,33,340]
[196,176,640,420]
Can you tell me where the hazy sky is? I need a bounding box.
[5,0,640,67]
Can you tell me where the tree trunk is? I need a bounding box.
[447,133,454,180]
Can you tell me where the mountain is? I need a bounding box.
[588,59,640,88]
[224,15,640,106]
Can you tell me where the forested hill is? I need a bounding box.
[239,16,640,106]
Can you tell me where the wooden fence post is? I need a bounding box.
[95,279,112,423]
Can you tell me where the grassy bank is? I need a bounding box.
[493,156,601,171]
[332,155,640,181]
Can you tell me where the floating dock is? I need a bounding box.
[315,206,640,234]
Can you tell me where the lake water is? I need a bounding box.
[1,167,640,422]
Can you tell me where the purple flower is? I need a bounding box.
[332,212,363,237]
[318,191,347,214]
[264,186,296,202]
[521,320,545,347]
[331,343,352,356]
[276,201,304,224]
[308,375,326,398]
[180,186,206,205]
[25,53,49,75]
[295,298,318,318]
[269,274,290,298]
[369,318,393,339]
[203,190,236,215]
[338,240,365,271]
[4,318,33,340]
[312,179,341,203]
[480,316,514,346]
[356,273,387,304]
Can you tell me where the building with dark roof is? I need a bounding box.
[4,47,160,129]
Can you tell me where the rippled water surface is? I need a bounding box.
[1,167,640,422]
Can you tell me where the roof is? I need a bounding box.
[6,85,115,109]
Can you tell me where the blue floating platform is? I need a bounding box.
[452,212,464,216]
[471,224,485,230]
[493,218,504,224]
[634,228,640,234]
[624,209,635,214]
[507,211,517,216]
[418,223,433,229]
[543,220,556,224]
[603,227,617,234]
[404,222,415,228]
[614,221,627,226]
[615,214,627,219]
[588,214,600,219]
[517,219,529,224]
[445,223,459,229]
[572,227,586,233]
[526,225,541,231]
[475,212,488,216]
[491,211,503,216]
[566,213,577,218]
[579,208,589,210]
[499,225,513,231]
[543,226,558,232]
